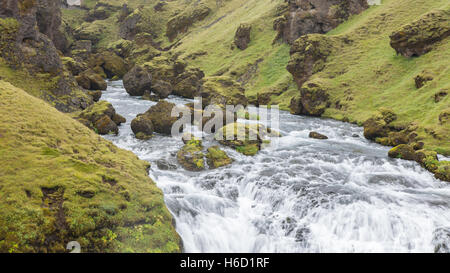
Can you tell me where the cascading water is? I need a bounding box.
[102,80,450,253]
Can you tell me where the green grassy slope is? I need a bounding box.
[0,81,181,253]
[312,0,449,154]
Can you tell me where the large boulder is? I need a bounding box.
[0,0,93,112]
[94,115,118,135]
[124,57,204,99]
[234,23,251,50]
[390,9,450,57]
[200,76,248,107]
[206,146,233,169]
[415,70,434,88]
[274,0,368,44]
[131,114,154,140]
[119,8,141,40]
[287,34,341,88]
[216,123,264,156]
[309,131,328,140]
[133,100,180,135]
[177,139,205,172]
[75,101,125,135]
[75,69,107,90]
[388,144,418,161]
[123,65,152,96]
[166,3,211,41]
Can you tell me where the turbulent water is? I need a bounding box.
[102,80,450,253]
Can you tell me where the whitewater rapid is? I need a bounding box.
[102,80,450,253]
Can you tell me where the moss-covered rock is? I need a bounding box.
[131,114,154,140]
[61,56,87,76]
[439,108,450,125]
[177,139,205,172]
[390,9,450,57]
[206,146,233,169]
[309,131,328,140]
[172,67,205,99]
[299,79,330,116]
[123,65,152,96]
[87,90,102,102]
[415,70,434,89]
[166,3,211,41]
[125,57,204,99]
[216,123,263,156]
[75,69,107,90]
[200,76,248,107]
[234,23,252,50]
[134,100,179,135]
[363,108,398,141]
[88,52,128,79]
[388,144,418,161]
[287,34,341,88]
[75,101,124,135]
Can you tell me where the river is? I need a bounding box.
[102,80,450,253]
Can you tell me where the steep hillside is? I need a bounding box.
[288,0,449,155]
[0,81,181,253]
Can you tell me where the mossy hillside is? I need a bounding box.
[293,0,450,155]
[0,81,181,253]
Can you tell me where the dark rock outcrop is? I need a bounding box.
[131,114,154,140]
[298,79,330,116]
[275,0,368,44]
[124,57,205,99]
[0,0,92,112]
[234,23,251,50]
[216,123,263,156]
[88,51,128,79]
[36,0,67,52]
[200,76,248,107]
[75,101,125,135]
[415,70,434,89]
[132,100,180,136]
[390,9,450,57]
[123,65,152,96]
[363,108,398,141]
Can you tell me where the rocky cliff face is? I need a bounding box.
[0,0,90,112]
[275,0,368,44]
